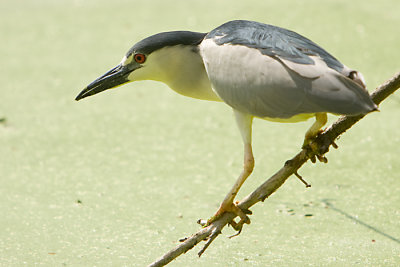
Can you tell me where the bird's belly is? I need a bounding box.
[261,113,316,123]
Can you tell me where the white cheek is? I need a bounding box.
[127,54,166,82]
[127,71,136,80]
[127,65,153,81]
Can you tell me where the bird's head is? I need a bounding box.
[75,31,206,101]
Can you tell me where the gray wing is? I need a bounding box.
[200,20,376,119]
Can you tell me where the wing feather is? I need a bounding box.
[207,20,344,73]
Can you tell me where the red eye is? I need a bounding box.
[134,53,146,64]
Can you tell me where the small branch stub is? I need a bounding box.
[294,171,311,188]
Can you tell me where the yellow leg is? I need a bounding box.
[206,111,254,227]
[221,143,254,205]
[210,143,254,225]
[302,112,327,148]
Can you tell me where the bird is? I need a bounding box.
[76,20,377,228]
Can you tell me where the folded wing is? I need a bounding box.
[200,20,376,119]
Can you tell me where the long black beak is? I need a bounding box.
[75,64,134,101]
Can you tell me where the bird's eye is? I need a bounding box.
[134,53,146,64]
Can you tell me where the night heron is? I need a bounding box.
[76,20,377,227]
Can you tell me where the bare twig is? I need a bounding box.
[148,72,400,267]
[294,171,311,187]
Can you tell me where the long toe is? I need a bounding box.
[304,138,330,163]
[206,202,251,228]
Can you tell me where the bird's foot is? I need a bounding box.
[302,131,338,163]
[307,142,328,163]
[302,130,328,163]
[302,129,324,149]
[201,201,252,232]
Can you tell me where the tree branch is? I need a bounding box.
[148,72,400,267]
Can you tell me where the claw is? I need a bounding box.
[306,145,328,164]
[316,154,328,163]
[331,141,338,149]
[228,223,243,238]
[227,205,253,236]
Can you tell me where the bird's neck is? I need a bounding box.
[134,45,221,101]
